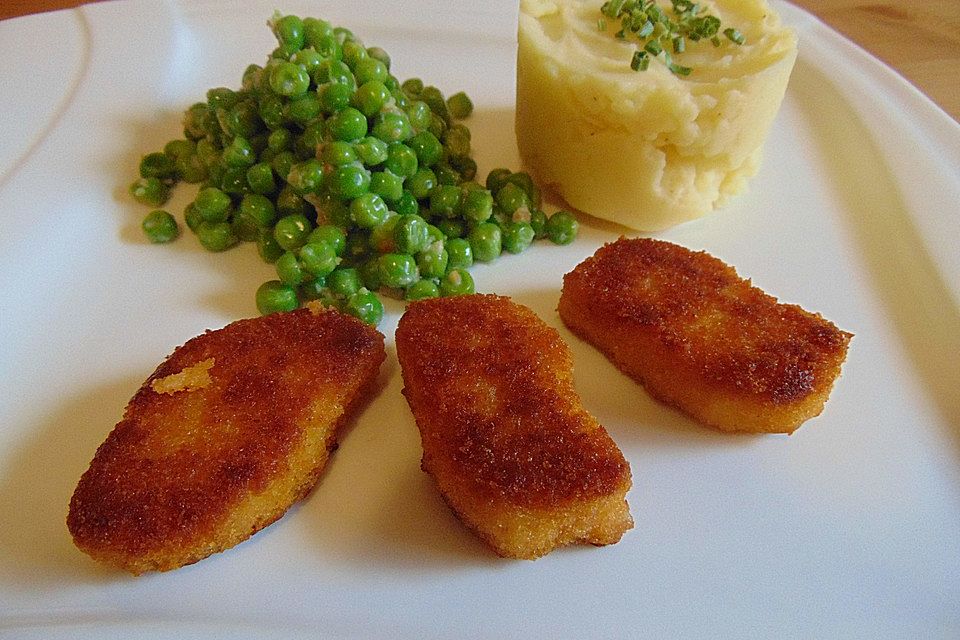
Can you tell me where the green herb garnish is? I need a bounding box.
[600,0,745,75]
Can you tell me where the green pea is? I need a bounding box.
[370,170,404,202]
[384,143,418,177]
[315,59,355,89]
[439,268,475,297]
[308,225,347,256]
[378,253,419,289]
[184,202,203,233]
[495,182,528,214]
[468,222,502,262]
[183,103,210,140]
[507,171,541,208]
[256,280,299,315]
[416,241,448,279]
[290,48,323,75]
[327,164,370,200]
[139,152,177,180]
[405,279,440,301]
[529,208,548,239]
[220,166,250,196]
[486,167,512,193]
[354,58,388,85]
[421,86,449,121]
[206,87,238,110]
[407,131,443,168]
[437,218,465,239]
[285,94,322,125]
[405,100,432,131]
[257,228,285,263]
[258,92,284,128]
[401,77,424,97]
[276,251,307,286]
[223,100,262,139]
[393,190,419,217]
[359,258,381,290]
[446,237,473,269]
[350,192,388,228]
[268,128,293,151]
[276,184,309,217]
[545,210,579,245]
[450,155,477,181]
[269,61,310,96]
[503,222,535,254]
[354,136,388,165]
[372,111,413,143]
[222,136,256,168]
[310,33,341,61]
[194,187,232,222]
[142,210,179,243]
[393,214,430,254]
[298,277,331,304]
[461,188,493,223]
[286,159,325,195]
[319,82,354,114]
[271,150,296,182]
[197,221,238,252]
[342,40,368,69]
[130,177,170,207]
[434,162,461,186]
[345,288,383,325]
[273,213,313,251]
[429,184,461,218]
[446,91,473,119]
[327,267,362,298]
[326,107,368,141]
[354,80,391,117]
[246,163,276,195]
[299,241,339,277]
[175,152,207,184]
[242,64,263,91]
[406,167,437,200]
[304,17,334,48]
[239,193,277,228]
[296,120,325,158]
[272,15,305,50]
[164,139,195,160]
[367,47,391,70]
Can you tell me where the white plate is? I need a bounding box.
[1,1,958,637]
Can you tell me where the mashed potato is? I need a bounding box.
[516,0,797,230]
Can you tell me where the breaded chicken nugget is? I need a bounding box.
[68,304,385,574]
[559,238,852,434]
[396,294,633,560]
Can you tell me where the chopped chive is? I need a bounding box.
[644,39,663,56]
[601,0,743,75]
[724,27,745,44]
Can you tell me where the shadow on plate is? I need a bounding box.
[299,350,501,571]
[792,62,960,452]
[0,375,142,586]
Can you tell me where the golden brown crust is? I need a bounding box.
[396,294,632,559]
[67,307,385,574]
[559,237,852,433]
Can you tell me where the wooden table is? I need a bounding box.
[3,0,958,122]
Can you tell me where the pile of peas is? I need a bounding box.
[131,13,579,325]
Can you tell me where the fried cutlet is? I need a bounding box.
[67,304,385,574]
[395,294,633,560]
[559,238,852,434]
